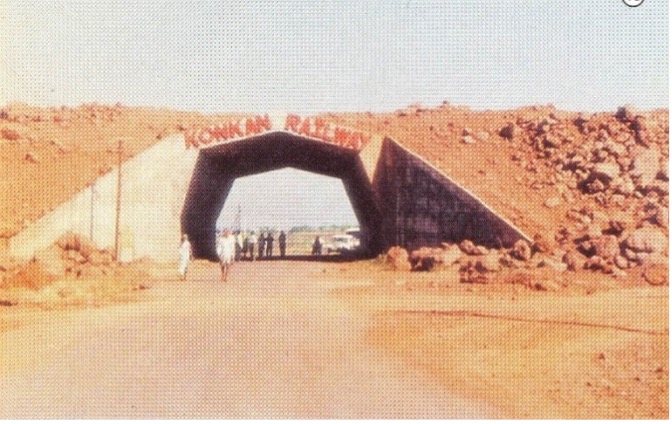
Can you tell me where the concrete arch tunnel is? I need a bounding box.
[181,114,530,261]
[181,131,383,260]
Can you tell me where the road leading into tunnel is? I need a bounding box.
[0,261,498,419]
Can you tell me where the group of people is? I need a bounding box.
[177,230,289,282]
[237,230,288,260]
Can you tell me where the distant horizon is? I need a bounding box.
[1,99,669,116]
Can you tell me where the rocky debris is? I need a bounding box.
[499,122,518,140]
[624,227,668,255]
[3,232,117,290]
[607,211,636,236]
[615,105,638,122]
[584,256,613,273]
[511,239,532,261]
[57,232,98,261]
[1,128,20,141]
[3,246,64,290]
[591,235,620,260]
[531,233,551,254]
[592,162,621,183]
[409,244,463,271]
[458,240,488,255]
[651,206,669,229]
[474,252,502,272]
[461,127,491,144]
[614,255,630,269]
[537,257,568,272]
[385,246,411,271]
[462,135,476,144]
[563,250,586,271]
[544,197,562,208]
[631,148,661,188]
[642,264,668,286]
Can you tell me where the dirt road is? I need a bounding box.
[0,261,497,419]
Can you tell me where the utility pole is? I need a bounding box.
[234,204,242,232]
[89,181,96,241]
[114,139,123,261]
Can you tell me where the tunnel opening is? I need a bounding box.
[215,167,364,260]
[181,131,383,261]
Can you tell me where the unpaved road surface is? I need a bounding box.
[0,261,497,419]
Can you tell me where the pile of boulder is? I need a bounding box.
[498,106,668,208]
[383,220,668,287]
[1,231,115,290]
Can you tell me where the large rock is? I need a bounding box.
[474,252,502,273]
[499,123,517,140]
[537,257,568,272]
[592,162,621,182]
[385,247,411,271]
[511,239,532,261]
[642,265,668,286]
[592,235,620,260]
[56,231,97,260]
[563,250,586,271]
[615,105,638,122]
[630,148,661,187]
[440,244,463,265]
[458,240,488,255]
[624,227,668,254]
[653,207,669,229]
[410,244,464,271]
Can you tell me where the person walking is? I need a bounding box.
[279,231,287,258]
[265,232,274,258]
[178,234,192,281]
[258,232,266,260]
[216,229,236,283]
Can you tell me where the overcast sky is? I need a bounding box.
[1,0,668,229]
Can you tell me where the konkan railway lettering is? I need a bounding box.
[184,115,272,149]
[284,115,371,151]
[184,114,371,152]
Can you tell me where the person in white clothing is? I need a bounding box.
[178,234,192,281]
[216,229,236,282]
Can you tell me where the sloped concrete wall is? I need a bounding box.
[10,134,198,262]
[373,138,529,251]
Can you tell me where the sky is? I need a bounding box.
[1,0,667,113]
[1,0,668,228]
[216,168,358,231]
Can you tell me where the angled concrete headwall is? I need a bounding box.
[10,134,198,262]
[373,138,530,251]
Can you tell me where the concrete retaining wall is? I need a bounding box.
[373,138,530,251]
[10,134,198,262]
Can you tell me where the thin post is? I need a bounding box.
[89,181,95,241]
[114,140,122,260]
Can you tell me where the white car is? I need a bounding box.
[326,235,358,254]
